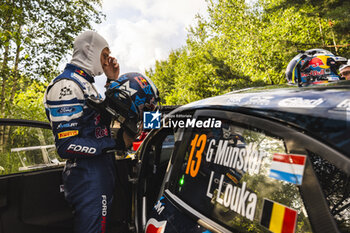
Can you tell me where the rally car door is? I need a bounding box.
[0,119,73,233]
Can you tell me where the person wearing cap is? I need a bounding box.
[339,61,350,80]
[44,31,123,233]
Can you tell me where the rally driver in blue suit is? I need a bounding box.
[44,31,159,233]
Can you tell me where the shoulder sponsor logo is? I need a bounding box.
[57,122,78,129]
[75,69,86,77]
[67,144,96,155]
[51,106,83,117]
[58,130,79,139]
[59,86,72,99]
[145,218,167,233]
[58,106,76,114]
[278,97,324,108]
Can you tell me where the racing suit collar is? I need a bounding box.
[66,64,95,83]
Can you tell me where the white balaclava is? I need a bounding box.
[70,31,109,77]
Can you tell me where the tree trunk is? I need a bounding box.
[0,125,4,153]
[0,0,13,118]
[0,43,9,152]
[0,0,14,153]
[318,18,325,46]
[3,22,23,147]
[331,29,338,53]
[0,44,10,118]
[8,33,22,113]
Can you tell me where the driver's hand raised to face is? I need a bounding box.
[101,47,120,81]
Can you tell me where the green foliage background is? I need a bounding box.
[1,0,350,115]
[0,0,104,121]
[0,0,104,171]
[146,0,350,104]
[0,0,349,227]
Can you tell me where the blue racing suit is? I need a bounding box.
[44,63,117,233]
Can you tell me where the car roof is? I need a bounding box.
[170,81,350,158]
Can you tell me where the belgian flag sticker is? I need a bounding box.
[260,199,297,233]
